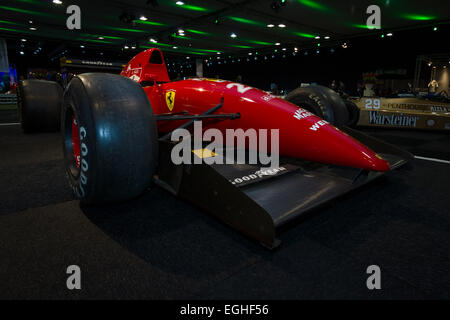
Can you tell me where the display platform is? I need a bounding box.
[1,116,449,299]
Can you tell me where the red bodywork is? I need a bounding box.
[121,48,390,172]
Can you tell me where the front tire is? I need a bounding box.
[62,73,158,204]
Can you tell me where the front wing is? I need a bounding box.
[155,127,412,249]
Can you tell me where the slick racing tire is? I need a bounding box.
[285,85,349,127]
[62,73,158,204]
[17,79,63,133]
[343,99,360,127]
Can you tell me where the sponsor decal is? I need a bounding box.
[77,126,89,198]
[165,90,176,111]
[431,106,450,113]
[230,166,287,185]
[126,65,142,82]
[81,60,114,66]
[192,148,217,159]
[369,111,419,127]
[261,94,275,101]
[385,103,450,113]
[293,109,314,120]
[309,120,329,131]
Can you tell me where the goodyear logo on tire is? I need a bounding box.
[165,90,176,111]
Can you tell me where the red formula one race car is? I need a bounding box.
[18,48,411,248]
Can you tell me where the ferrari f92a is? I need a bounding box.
[17,48,411,248]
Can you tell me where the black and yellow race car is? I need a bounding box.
[349,93,450,130]
[284,86,450,131]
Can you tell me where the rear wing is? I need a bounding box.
[120,48,170,83]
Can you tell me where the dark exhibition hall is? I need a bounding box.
[0,0,450,306]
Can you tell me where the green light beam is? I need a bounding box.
[0,5,55,17]
[292,31,316,38]
[185,28,212,36]
[227,16,265,27]
[297,0,330,12]
[133,20,165,26]
[401,14,436,21]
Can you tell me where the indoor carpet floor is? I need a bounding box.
[0,113,449,299]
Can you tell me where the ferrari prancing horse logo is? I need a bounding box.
[165,90,176,111]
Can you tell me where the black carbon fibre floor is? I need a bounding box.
[1,109,450,299]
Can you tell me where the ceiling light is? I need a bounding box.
[124,45,129,49]
[80,45,85,48]
[19,51,24,55]
[98,36,104,40]
[150,38,157,43]
[315,36,320,39]
[428,62,432,66]
[248,52,252,55]
[178,29,184,34]
[53,0,63,4]
[140,16,148,21]
[29,27,37,31]
[386,32,393,36]
[230,33,237,38]
[433,27,438,31]
[278,24,286,28]
[217,52,221,54]
[282,48,286,51]
[131,46,136,49]
[267,24,275,28]
[275,42,280,45]
[21,39,26,42]
[29,20,33,24]
[342,42,347,48]
[324,36,330,39]
[176,1,184,5]
[173,46,178,49]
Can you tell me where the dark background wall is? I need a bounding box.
[6,24,450,94]
[200,24,450,93]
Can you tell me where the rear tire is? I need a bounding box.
[62,73,158,204]
[285,85,349,126]
[17,79,63,133]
